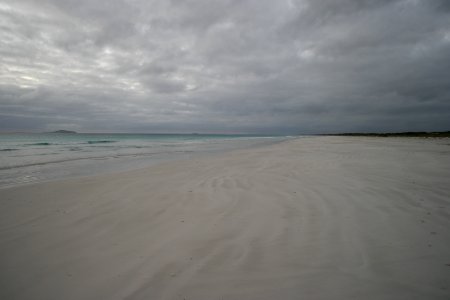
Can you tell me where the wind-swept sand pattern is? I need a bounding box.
[1,137,449,299]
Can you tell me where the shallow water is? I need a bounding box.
[0,133,290,187]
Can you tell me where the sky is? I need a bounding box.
[1,0,449,134]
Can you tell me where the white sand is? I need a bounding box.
[1,137,449,300]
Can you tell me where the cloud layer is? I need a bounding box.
[1,0,449,133]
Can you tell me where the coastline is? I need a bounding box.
[0,134,289,189]
[1,136,449,299]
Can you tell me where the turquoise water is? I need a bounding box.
[0,133,289,187]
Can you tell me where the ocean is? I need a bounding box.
[0,133,290,188]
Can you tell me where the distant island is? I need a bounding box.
[50,130,77,134]
[321,131,450,138]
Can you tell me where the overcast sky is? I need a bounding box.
[1,0,449,134]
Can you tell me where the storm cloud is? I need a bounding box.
[1,0,449,133]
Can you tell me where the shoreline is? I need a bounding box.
[0,138,288,191]
[0,135,290,189]
[1,136,449,299]
[2,135,447,191]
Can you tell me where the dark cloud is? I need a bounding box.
[0,0,449,133]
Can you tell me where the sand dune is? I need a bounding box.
[1,137,449,299]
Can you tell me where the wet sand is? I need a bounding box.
[1,137,449,299]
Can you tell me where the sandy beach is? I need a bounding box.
[0,136,449,300]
